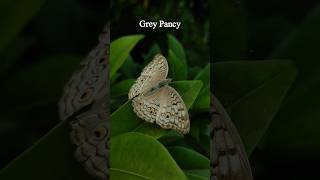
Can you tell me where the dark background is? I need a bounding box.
[0,0,320,179]
[0,0,108,170]
[111,0,209,67]
[212,0,320,179]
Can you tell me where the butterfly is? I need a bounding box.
[128,54,190,134]
[58,23,110,180]
[211,94,253,180]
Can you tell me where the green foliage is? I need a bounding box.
[214,60,297,154]
[168,50,188,80]
[265,3,320,155]
[0,121,93,179]
[110,35,145,78]
[110,132,187,180]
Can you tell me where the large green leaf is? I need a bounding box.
[214,60,297,154]
[0,121,93,180]
[265,3,320,154]
[110,132,187,180]
[192,64,210,111]
[111,79,135,98]
[110,80,203,138]
[167,146,209,170]
[168,50,188,81]
[121,55,140,79]
[167,34,186,65]
[110,35,145,78]
[0,0,46,54]
[185,171,208,180]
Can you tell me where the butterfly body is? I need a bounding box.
[129,54,189,134]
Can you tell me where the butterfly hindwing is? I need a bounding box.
[211,95,253,180]
[70,100,109,180]
[132,85,189,134]
[156,86,189,134]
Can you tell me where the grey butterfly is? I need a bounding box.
[58,23,110,180]
[211,94,253,180]
[129,54,190,134]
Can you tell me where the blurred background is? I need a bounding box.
[213,0,320,179]
[0,0,108,170]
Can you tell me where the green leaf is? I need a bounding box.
[110,35,145,78]
[167,34,186,65]
[110,101,139,137]
[184,170,210,180]
[0,0,46,54]
[121,55,140,78]
[110,80,203,137]
[185,172,208,180]
[214,60,297,154]
[194,64,210,84]
[168,50,188,81]
[265,3,320,155]
[111,79,135,98]
[192,64,210,111]
[167,146,209,170]
[0,121,93,180]
[110,132,187,180]
[142,43,162,64]
[188,66,202,79]
[210,0,248,60]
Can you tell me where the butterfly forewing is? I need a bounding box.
[128,54,169,99]
[211,95,253,180]
[59,24,110,120]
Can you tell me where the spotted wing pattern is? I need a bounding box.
[132,85,189,134]
[58,23,110,180]
[211,95,253,180]
[130,54,190,134]
[58,24,109,120]
[70,99,108,180]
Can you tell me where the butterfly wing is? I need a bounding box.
[211,95,253,180]
[58,24,110,120]
[128,54,169,99]
[58,24,110,180]
[132,85,189,134]
[70,99,109,180]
